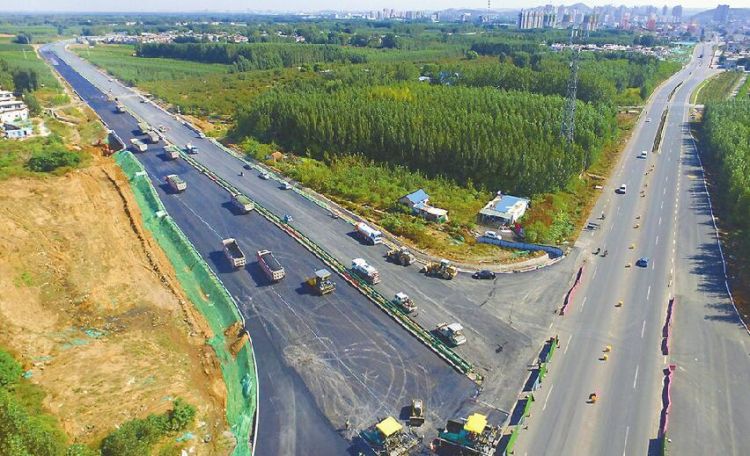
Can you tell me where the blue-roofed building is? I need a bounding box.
[399,189,448,223]
[478,192,530,226]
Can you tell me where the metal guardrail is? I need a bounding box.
[178,152,480,382]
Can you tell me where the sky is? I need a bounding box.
[4,0,748,13]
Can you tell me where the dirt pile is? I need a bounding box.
[0,159,230,453]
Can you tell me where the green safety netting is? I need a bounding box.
[115,151,256,456]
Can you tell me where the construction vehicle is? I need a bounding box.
[184,142,198,154]
[130,138,147,152]
[436,322,466,346]
[351,258,380,284]
[257,250,285,282]
[146,130,160,144]
[360,416,418,456]
[114,102,125,113]
[164,144,181,160]
[409,399,425,426]
[435,413,502,456]
[392,292,416,314]
[306,269,336,295]
[222,238,246,269]
[421,259,458,280]
[231,193,255,214]
[386,246,415,266]
[355,222,383,245]
[165,174,186,192]
[137,121,149,135]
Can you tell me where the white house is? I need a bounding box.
[478,192,530,226]
[0,99,29,124]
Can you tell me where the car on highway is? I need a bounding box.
[260,172,270,180]
[640,150,648,158]
[646,117,652,122]
[617,184,627,194]
[197,131,206,139]
[243,163,252,170]
[282,182,292,190]
[158,125,167,132]
[472,270,496,280]
[636,257,650,268]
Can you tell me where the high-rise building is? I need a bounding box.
[714,4,730,24]
[662,5,668,17]
[672,5,683,23]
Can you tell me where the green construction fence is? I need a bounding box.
[114,150,257,456]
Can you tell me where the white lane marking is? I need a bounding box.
[647,285,651,301]
[659,216,662,225]
[641,320,647,338]
[617,206,621,215]
[655,235,659,246]
[623,426,630,456]
[661,201,664,209]
[543,384,554,411]
[592,266,598,280]
[663,188,666,195]
[633,365,640,389]
[548,321,554,329]
[564,334,573,354]
[610,224,614,233]
[580,296,588,312]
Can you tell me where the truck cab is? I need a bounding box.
[436,322,467,346]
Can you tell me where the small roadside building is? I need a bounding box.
[0,99,29,124]
[478,192,530,226]
[399,189,448,223]
[1,121,33,139]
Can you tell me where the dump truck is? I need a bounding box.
[422,259,458,280]
[361,416,418,456]
[164,144,181,160]
[257,250,285,282]
[355,222,383,245]
[231,193,254,214]
[351,258,380,284]
[146,130,160,144]
[137,121,149,135]
[392,292,416,314]
[387,246,415,266]
[130,138,147,152]
[222,238,246,269]
[306,268,336,295]
[165,174,186,192]
[436,322,466,346]
[409,399,425,427]
[114,102,125,113]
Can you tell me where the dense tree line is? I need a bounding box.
[234,84,616,195]
[702,100,750,258]
[135,42,368,70]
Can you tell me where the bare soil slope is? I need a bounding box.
[0,159,231,453]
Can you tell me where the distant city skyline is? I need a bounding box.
[2,0,745,13]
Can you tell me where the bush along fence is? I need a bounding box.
[499,334,559,455]
[659,364,677,456]
[114,150,258,456]
[177,152,480,383]
[560,266,585,315]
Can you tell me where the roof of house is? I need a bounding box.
[402,189,429,205]
[480,194,530,218]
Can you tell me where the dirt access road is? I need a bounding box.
[0,157,231,454]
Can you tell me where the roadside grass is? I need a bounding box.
[693,71,744,104]
[0,41,60,88]
[737,74,750,100]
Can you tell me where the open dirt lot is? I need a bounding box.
[0,158,232,453]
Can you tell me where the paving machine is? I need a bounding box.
[361,416,418,456]
[434,413,501,456]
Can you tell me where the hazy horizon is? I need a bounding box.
[0,0,741,14]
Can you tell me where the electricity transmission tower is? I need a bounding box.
[560,28,580,152]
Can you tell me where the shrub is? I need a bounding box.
[0,350,22,388]
[27,150,81,173]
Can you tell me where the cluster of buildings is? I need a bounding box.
[0,89,32,140]
[518,4,686,31]
[79,30,252,46]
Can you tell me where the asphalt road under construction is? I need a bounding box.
[42,49,484,455]
[43,41,581,437]
[514,42,750,456]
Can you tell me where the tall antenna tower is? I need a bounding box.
[560,27,580,155]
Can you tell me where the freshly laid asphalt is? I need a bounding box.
[43,40,582,445]
[42,49,480,455]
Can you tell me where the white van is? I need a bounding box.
[640,150,648,159]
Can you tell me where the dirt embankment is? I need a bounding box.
[0,157,231,453]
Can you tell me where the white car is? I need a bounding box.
[646,117,652,122]
[260,172,270,180]
[483,231,501,240]
[618,184,627,194]
[640,150,648,158]
[282,182,292,190]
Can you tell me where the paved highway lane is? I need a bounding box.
[42,50,481,455]
[44,42,580,419]
[513,43,718,455]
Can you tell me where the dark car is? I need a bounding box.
[636,257,650,268]
[473,270,496,280]
[243,163,252,170]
